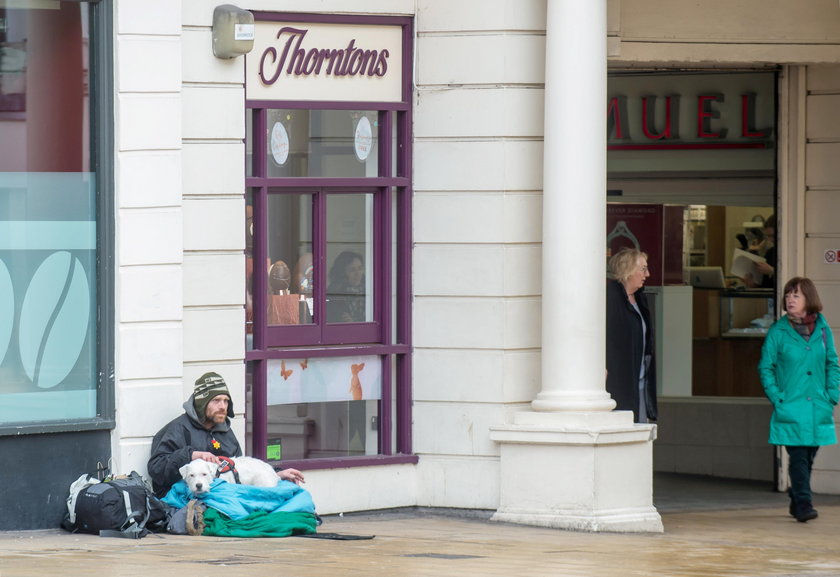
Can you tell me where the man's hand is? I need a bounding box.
[192,451,223,464]
[277,468,305,484]
[755,261,774,276]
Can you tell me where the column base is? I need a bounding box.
[489,410,663,533]
[491,506,663,533]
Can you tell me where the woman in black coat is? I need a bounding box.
[606,247,657,423]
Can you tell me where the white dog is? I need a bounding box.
[179,457,278,494]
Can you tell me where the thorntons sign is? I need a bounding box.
[259,27,390,81]
[247,22,403,103]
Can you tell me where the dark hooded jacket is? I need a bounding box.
[606,279,658,422]
[147,395,242,498]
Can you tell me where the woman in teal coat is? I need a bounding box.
[758,277,840,522]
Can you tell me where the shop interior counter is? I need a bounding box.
[692,288,775,397]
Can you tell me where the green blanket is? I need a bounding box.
[202,508,318,538]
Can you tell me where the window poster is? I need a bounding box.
[267,355,381,405]
[0,172,97,423]
[607,204,664,286]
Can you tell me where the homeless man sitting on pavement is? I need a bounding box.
[147,372,318,537]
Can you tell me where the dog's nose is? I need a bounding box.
[195,483,203,491]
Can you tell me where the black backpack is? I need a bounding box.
[62,471,171,538]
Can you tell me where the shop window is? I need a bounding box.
[266,192,314,328]
[0,1,112,431]
[265,110,381,178]
[326,193,374,323]
[265,355,380,459]
[607,71,777,400]
[244,13,413,468]
[246,186,382,347]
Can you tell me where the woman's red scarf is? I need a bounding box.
[788,312,817,338]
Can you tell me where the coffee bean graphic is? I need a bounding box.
[19,251,91,389]
[0,259,13,367]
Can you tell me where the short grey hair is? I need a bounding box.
[608,247,648,282]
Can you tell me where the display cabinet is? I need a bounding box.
[720,289,775,338]
[692,288,775,397]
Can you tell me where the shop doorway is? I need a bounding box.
[605,198,777,485]
[607,69,778,488]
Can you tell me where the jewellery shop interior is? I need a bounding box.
[606,70,778,480]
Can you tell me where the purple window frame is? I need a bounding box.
[245,12,416,471]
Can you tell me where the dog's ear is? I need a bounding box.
[179,462,191,479]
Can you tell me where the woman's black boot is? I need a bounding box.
[794,502,818,522]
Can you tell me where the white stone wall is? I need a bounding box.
[803,64,840,493]
[412,0,545,509]
[113,0,185,474]
[180,1,248,446]
[611,0,840,65]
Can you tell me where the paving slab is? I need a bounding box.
[2,503,840,577]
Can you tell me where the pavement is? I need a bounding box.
[3,473,840,577]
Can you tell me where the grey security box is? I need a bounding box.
[212,4,255,59]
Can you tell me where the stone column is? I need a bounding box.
[490,0,662,533]
[534,0,614,415]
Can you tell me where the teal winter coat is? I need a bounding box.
[758,313,840,447]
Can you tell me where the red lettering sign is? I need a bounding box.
[606,90,772,149]
[696,94,726,139]
[607,96,627,139]
[642,95,679,140]
[741,93,770,138]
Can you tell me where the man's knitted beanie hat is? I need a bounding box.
[193,372,234,419]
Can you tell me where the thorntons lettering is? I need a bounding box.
[259,26,389,85]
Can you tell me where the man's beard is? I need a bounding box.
[206,412,226,426]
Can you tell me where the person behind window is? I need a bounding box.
[605,247,657,424]
[327,251,365,323]
[758,277,840,523]
[294,252,314,297]
[744,214,776,288]
[147,372,305,498]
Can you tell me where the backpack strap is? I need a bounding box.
[99,528,147,539]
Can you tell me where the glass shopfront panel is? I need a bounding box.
[266,109,380,178]
[0,2,102,426]
[326,193,373,324]
[607,71,777,400]
[265,355,380,459]
[267,193,314,326]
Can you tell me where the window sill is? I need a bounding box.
[273,453,418,471]
[0,417,115,437]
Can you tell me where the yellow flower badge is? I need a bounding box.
[212,439,221,450]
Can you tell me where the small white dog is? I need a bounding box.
[179,457,278,494]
